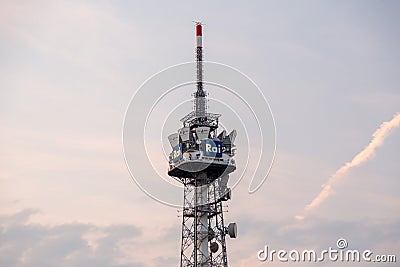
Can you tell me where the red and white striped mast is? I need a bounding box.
[194,22,207,118]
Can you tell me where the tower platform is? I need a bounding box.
[168,152,236,180]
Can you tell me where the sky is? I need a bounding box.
[1,1,400,266]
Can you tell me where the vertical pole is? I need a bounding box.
[196,172,209,266]
[194,178,198,267]
[195,23,206,117]
[196,23,203,94]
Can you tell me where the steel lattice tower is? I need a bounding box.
[167,23,238,267]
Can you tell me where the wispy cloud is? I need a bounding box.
[297,112,400,220]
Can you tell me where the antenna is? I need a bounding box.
[194,22,206,118]
[167,23,238,267]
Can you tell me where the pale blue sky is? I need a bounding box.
[1,1,399,266]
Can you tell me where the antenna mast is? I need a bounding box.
[195,22,206,117]
[167,23,238,267]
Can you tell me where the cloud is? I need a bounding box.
[297,112,400,218]
[0,209,146,267]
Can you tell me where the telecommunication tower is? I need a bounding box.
[167,23,238,267]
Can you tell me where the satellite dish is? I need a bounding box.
[168,133,179,148]
[228,129,237,144]
[196,126,210,140]
[179,127,190,142]
[227,223,237,238]
[217,130,226,140]
[210,242,219,253]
